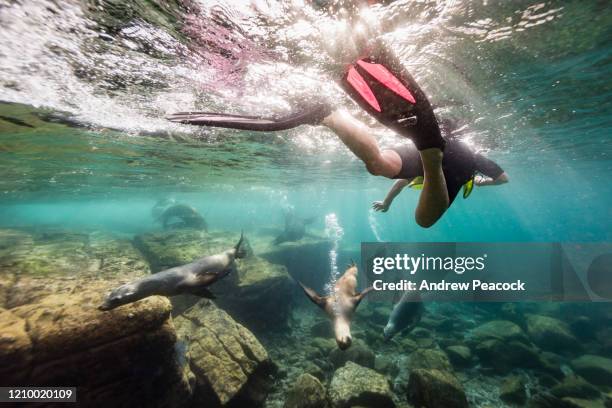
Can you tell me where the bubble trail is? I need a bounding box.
[324,213,344,315]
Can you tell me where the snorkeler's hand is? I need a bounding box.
[474,175,488,186]
[372,201,389,212]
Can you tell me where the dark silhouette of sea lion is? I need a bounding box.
[383,290,424,341]
[274,213,315,244]
[99,234,247,310]
[158,203,208,231]
[299,262,372,350]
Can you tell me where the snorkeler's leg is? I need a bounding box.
[415,148,449,228]
[322,110,401,178]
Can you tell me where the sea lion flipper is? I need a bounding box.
[298,281,327,310]
[189,286,216,299]
[352,286,374,309]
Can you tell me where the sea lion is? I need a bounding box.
[299,262,372,350]
[383,290,424,341]
[158,203,208,231]
[99,233,247,310]
[274,213,315,244]
[151,197,176,219]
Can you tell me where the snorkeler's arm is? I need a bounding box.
[373,179,410,212]
[475,172,509,186]
[473,154,507,186]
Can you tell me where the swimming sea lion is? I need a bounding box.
[274,213,315,244]
[299,262,372,350]
[99,233,247,310]
[158,203,208,231]
[383,290,424,341]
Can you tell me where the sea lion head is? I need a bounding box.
[98,283,138,311]
[383,322,396,341]
[334,316,352,350]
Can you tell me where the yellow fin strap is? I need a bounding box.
[408,176,424,190]
[462,177,474,199]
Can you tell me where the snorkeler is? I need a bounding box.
[168,43,507,227]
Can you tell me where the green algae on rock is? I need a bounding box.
[174,299,275,407]
[283,373,329,408]
[407,368,468,408]
[328,361,395,408]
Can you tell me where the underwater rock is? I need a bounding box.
[283,373,329,408]
[445,345,473,368]
[133,229,221,272]
[0,308,32,382]
[173,299,275,407]
[499,375,527,405]
[406,368,468,408]
[158,204,208,231]
[1,287,190,407]
[398,337,418,352]
[528,392,571,408]
[310,337,336,355]
[302,361,326,382]
[252,231,332,290]
[329,339,375,369]
[474,338,542,374]
[560,397,608,408]
[407,348,453,372]
[0,228,150,308]
[214,256,293,332]
[469,320,529,345]
[570,355,612,386]
[526,314,580,352]
[328,361,395,408]
[551,375,601,399]
[375,355,398,377]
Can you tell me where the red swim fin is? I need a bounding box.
[356,59,416,104]
[346,66,381,112]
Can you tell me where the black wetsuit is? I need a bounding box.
[390,139,504,203]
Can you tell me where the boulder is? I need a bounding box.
[445,345,473,368]
[407,348,452,372]
[174,299,275,407]
[0,228,149,308]
[527,314,580,352]
[328,361,395,408]
[214,256,293,331]
[571,355,612,386]
[375,355,398,377]
[474,339,541,373]
[407,369,468,408]
[283,373,329,408]
[500,375,527,405]
[329,340,375,369]
[250,230,332,290]
[470,320,529,344]
[561,397,607,408]
[551,375,600,399]
[1,286,190,407]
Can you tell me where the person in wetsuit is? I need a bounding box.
[317,43,508,227]
[168,12,508,228]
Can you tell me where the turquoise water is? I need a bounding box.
[0,1,611,406]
